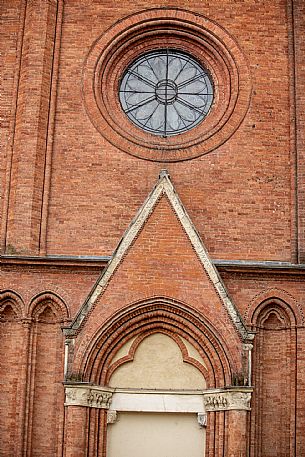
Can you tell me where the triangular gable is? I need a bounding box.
[66,170,251,341]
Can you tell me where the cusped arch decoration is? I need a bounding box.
[255,303,291,329]
[244,288,304,327]
[0,290,25,319]
[106,328,209,385]
[28,292,70,324]
[78,297,237,388]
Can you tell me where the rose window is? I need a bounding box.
[119,50,214,137]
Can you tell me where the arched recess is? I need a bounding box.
[28,291,70,323]
[0,290,24,319]
[245,287,304,327]
[70,297,237,457]
[250,298,296,457]
[106,331,208,457]
[0,291,25,456]
[26,293,69,457]
[80,297,235,388]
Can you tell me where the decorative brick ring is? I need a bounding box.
[83,8,252,162]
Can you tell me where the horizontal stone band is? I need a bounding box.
[64,384,252,412]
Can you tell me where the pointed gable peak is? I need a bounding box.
[67,170,251,341]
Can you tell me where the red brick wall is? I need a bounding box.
[293,1,305,261]
[44,0,292,260]
[251,309,295,456]
[1,0,305,456]
[4,0,59,254]
[0,263,101,318]
[29,315,64,457]
[0,1,298,260]
[63,406,88,457]
[0,0,23,249]
[0,309,23,456]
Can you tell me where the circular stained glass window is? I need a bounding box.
[119,50,214,137]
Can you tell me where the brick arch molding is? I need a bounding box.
[244,287,304,327]
[77,297,238,387]
[28,291,70,323]
[0,290,25,319]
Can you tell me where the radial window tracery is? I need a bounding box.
[119,50,214,137]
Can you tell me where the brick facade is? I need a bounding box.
[1,1,305,456]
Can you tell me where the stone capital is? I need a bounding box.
[64,383,114,409]
[203,388,252,412]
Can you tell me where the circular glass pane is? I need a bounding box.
[119,50,214,137]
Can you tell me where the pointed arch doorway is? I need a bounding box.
[106,332,207,457]
[64,298,251,457]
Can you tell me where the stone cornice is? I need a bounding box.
[215,259,305,276]
[64,384,252,412]
[0,254,110,269]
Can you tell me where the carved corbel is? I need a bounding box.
[107,410,118,424]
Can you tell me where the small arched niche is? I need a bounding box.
[108,332,207,390]
[0,303,17,322]
[28,296,68,457]
[261,309,287,329]
[251,300,295,457]
[0,298,23,456]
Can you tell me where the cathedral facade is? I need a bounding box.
[1,1,305,456]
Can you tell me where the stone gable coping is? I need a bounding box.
[65,171,251,341]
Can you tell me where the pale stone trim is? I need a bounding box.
[64,384,114,409]
[64,384,252,412]
[202,388,252,412]
[67,170,251,341]
[107,410,118,424]
[197,413,207,427]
